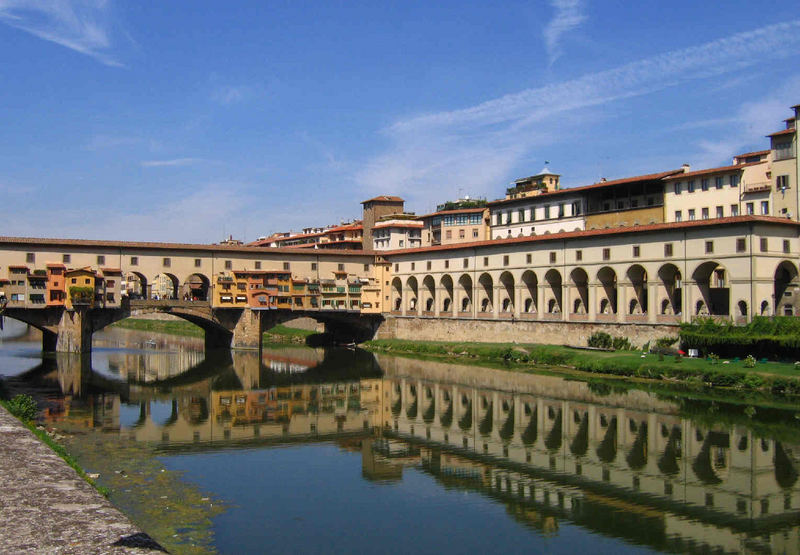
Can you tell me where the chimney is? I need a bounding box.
[681,163,691,173]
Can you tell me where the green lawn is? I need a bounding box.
[110,319,314,342]
[364,338,800,392]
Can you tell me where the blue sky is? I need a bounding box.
[1,1,799,243]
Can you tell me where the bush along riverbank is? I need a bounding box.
[363,337,800,395]
[679,316,800,360]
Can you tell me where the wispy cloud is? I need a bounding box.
[140,157,203,168]
[0,0,122,67]
[692,77,800,169]
[85,134,140,151]
[543,0,587,66]
[211,85,250,105]
[357,20,800,209]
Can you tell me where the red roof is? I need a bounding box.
[663,161,763,180]
[488,169,685,206]
[383,215,799,256]
[361,195,404,204]
[324,223,363,233]
[8,265,30,271]
[45,263,66,268]
[100,267,122,275]
[768,128,796,137]
[734,149,769,159]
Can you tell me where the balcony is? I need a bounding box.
[743,181,772,194]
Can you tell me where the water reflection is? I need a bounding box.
[6,328,800,554]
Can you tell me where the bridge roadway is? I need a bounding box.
[2,299,383,353]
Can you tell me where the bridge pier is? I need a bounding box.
[231,308,264,351]
[55,309,93,353]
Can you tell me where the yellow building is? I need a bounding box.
[64,268,97,309]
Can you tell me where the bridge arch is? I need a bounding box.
[182,273,211,301]
[151,273,179,300]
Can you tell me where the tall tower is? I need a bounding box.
[361,196,405,249]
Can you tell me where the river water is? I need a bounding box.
[0,321,798,554]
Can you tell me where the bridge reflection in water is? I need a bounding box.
[13,339,800,555]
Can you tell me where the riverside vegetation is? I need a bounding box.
[110,318,800,394]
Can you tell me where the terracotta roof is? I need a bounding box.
[418,207,487,218]
[663,161,764,180]
[0,236,373,257]
[324,223,363,233]
[382,215,800,256]
[488,169,685,206]
[361,195,404,204]
[8,265,29,271]
[373,221,424,229]
[734,149,769,159]
[45,263,66,267]
[768,128,796,137]
[100,267,122,274]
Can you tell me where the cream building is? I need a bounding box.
[386,216,800,324]
[372,218,423,251]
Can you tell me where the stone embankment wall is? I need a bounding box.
[376,316,678,347]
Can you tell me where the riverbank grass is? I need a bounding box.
[364,338,800,392]
[111,319,314,342]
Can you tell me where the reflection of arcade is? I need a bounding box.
[378,356,800,554]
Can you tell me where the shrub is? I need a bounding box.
[612,336,633,351]
[6,394,37,421]
[655,336,679,348]
[587,332,612,349]
[744,355,756,368]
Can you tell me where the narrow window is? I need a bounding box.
[483,257,489,267]
[444,260,449,269]
[549,252,556,264]
[632,245,640,258]
[783,240,790,254]
[463,258,469,269]
[62,254,71,264]
[162,257,171,267]
[674,210,682,222]
[688,209,696,221]
[760,238,768,252]
[410,262,415,271]
[364,263,370,271]
[26,253,34,263]
[224,260,232,270]
[426,261,432,270]
[602,248,610,261]
[705,241,713,254]
[130,256,138,266]
[338,263,345,271]
[526,253,532,264]
[664,243,673,257]
[736,238,746,252]
[716,206,723,218]
[701,207,709,219]
[283,262,290,270]
[503,255,509,266]
[255,261,262,269]
[311,262,317,271]
[731,204,739,217]
[576,250,582,261]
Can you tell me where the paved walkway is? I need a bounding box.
[0,406,164,554]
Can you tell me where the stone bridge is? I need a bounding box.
[2,299,384,353]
